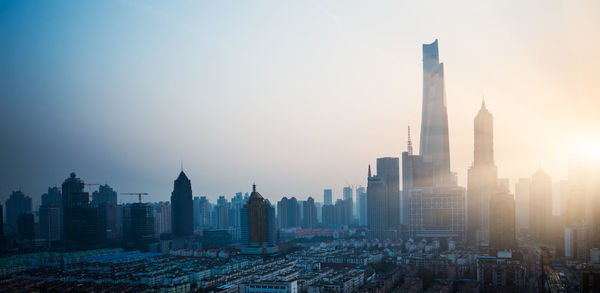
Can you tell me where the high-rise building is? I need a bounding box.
[277,196,300,228]
[315,202,322,223]
[215,196,229,229]
[377,157,400,230]
[198,196,211,228]
[530,169,552,242]
[566,152,600,249]
[92,184,117,206]
[39,205,61,243]
[61,172,87,242]
[367,164,388,239]
[343,186,354,222]
[357,186,367,227]
[123,203,155,248]
[323,189,332,206]
[17,213,35,240]
[321,204,336,228]
[515,178,530,233]
[171,171,193,238]
[467,101,498,244]
[402,40,466,244]
[41,187,62,236]
[241,184,278,254]
[489,186,516,251]
[302,197,317,229]
[5,190,32,232]
[153,202,171,236]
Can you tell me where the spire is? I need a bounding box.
[407,125,413,155]
[180,159,183,172]
[253,183,256,193]
[368,164,372,178]
[481,97,486,109]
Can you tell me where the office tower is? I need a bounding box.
[277,197,300,228]
[39,205,60,242]
[343,186,354,223]
[419,39,452,185]
[17,213,34,240]
[5,190,32,232]
[489,186,516,251]
[315,202,322,223]
[240,184,278,254]
[215,196,229,229]
[61,172,87,241]
[402,40,466,243]
[323,189,332,206]
[41,187,62,206]
[123,203,155,248]
[302,197,317,229]
[377,157,400,230]
[530,169,552,242]
[367,165,387,239]
[153,202,171,236]
[357,186,367,226]
[198,196,211,228]
[321,204,335,228]
[171,171,193,237]
[467,101,498,244]
[92,184,117,206]
[515,178,530,233]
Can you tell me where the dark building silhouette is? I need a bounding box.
[61,172,87,241]
[323,189,332,206]
[215,196,229,229]
[530,169,552,242]
[467,101,498,244]
[302,197,317,229]
[377,157,400,231]
[240,184,278,254]
[321,204,336,228]
[171,171,193,238]
[92,184,117,206]
[39,205,61,243]
[123,203,155,248]
[17,213,35,240]
[367,164,387,239]
[489,186,516,251]
[5,190,32,232]
[41,187,62,236]
[277,197,300,228]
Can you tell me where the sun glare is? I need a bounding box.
[570,138,600,163]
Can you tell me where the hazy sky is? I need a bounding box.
[1,0,599,206]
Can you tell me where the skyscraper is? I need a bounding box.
[343,186,354,222]
[367,165,387,239]
[377,157,400,230]
[39,205,61,243]
[302,197,317,229]
[323,189,332,206]
[467,101,498,244]
[530,169,552,242]
[5,190,32,232]
[123,203,155,248]
[419,39,452,185]
[489,186,516,251]
[92,184,117,206]
[357,186,367,227]
[241,184,278,254]
[277,197,300,228]
[170,171,193,238]
[515,178,530,233]
[402,40,466,243]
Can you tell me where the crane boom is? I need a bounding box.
[121,192,149,204]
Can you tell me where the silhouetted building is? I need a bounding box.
[323,189,332,206]
[171,171,193,238]
[489,186,516,251]
[367,164,388,239]
[92,184,117,206]
[41,187,62,206]
[343,186,354,222]
[241,184,278,254]
[5,190,32,233]
[530,169,552,242]
[378,157,400,230]
[515,178,530,233]
[17,213,34,240]
[321,204,335,228]
[357,186,367,227]
[277,197,300,228]
[302,197,317,229]
[39,205,61,243]
[123,203,155,248]
[467,101,498,244]
[215,196,229,230]
[402,40,465,244]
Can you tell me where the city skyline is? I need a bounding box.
[2,1,600,206]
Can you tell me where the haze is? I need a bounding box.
[1,0,599,206]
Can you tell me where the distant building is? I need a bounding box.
[153,202,171,236]
[530,169,552,242]
[515,178,530,233]
[477,252,526,292]
[215,196,229,230]
[377,157,400,230]
[92,184,117,206]
[323,189,332,206]
[240,184,278,255]
[357,186,367,226]
[123,203,155,248]
[39,205,61,242]
[367,165,387,239]
[302,197,317,229]
[5,190,32,232]
[343,186,354,222]
[277,197,300,228]
[467,101,498,244]
[489,186,516,251]
[17,213,34,240]
[171,171,193,238]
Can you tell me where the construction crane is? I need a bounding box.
[121,192,149,204]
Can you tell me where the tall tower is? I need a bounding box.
[530,169,552,242]
[467,101,498,244]
[171,171,193,237]
[419,39,451,184]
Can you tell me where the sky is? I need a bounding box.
[1,0,599,207]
